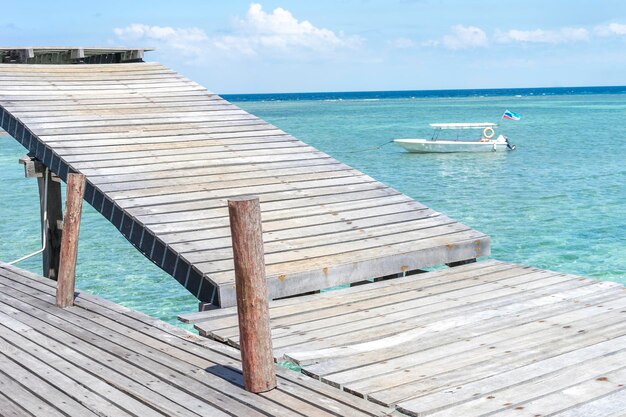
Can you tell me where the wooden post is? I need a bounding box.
[19,156,63,280]
[38,171,63,280]
[228,196,276,393]
[56,173,85,308]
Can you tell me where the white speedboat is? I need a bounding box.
[394,122,516,153]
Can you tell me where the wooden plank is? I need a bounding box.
[124,182,389,217]
[278,278,616,367]
[485,372,626,417]
[396,335,626,416]
[55,134,300,156]
[272,274,588,357]
[182,214,458,263]
[187,261,508,328]
[154,199,428,241]
[0,78,190,87]
[0,263,384,417]
[312,282,624,385]
[0,265,377,417]
[359,311,626,406]
[46,132,291,149]
[64,142,314,170]
[203,227,485,278]
[203,264,522,345]
[59,134,297,162]
[2,95,223,108]
[48,132,292,149]
[179,261,626,416]
[107,168,358,202]
[2,100,229,112]
[210,233,488,306]
[0,302,235,417]
[99,162,353,194]
[115,174,373,208]
[0,348,135,416]
[14,107,251,122]
[422,355,626,417]
[0,285,289,417]
[0,370,80,417]
[32,117,270,136]
[0,326,173,417]
[94,158,341,188]
[550,388,626,417]
[171,210,434,258]
[24,112,264,132]
[78,150,328,176]
[70,144,315,170]
[0,264,360,415]
[308,292,622,389]
[158,204,433,248]
[186,261,503,323]
[2,101,234,114]
[2,288,291,416]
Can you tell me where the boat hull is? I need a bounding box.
[394,138,512,153]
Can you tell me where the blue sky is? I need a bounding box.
[3,1,626,93]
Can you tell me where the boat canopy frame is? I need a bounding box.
[429,122,498,130]
[429,122,498,140]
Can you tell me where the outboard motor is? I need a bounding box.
[505,136,516,151]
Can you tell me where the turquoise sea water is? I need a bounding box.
[1,90,625,325]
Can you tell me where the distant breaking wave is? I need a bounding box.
[223,86,626,102]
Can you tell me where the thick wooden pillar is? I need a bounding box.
[228,196,276,393]
[56,173,85,308]
[19,156,63,280]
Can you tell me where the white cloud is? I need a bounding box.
[214,3,361,56]
[596,23,626,36]
[425,25,488,50]
[114,24,209,58]
[389,37,415,49]
[496,27,589,44]
[114,4,360,60]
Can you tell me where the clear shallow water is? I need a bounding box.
[1,90,624,326]
[0,136,198,326]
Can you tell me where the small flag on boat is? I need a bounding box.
[502,110,521,120]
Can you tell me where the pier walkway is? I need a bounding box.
[0,50,489,307]
[0,261,392,417]
[183,260,626,416]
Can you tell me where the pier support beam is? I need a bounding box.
[228,196,277,393]
[56,173,85,308]
[19,156,63,280]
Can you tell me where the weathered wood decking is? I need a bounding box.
[184,260,626,416]
[0,262,392,417]
[0,61,489,307]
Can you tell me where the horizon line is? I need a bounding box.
[221,84,626,97]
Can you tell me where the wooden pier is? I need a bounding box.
[3,46,624,416]
[0,47,489,307]
[0,262,391,417]
[183,260,626,416]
